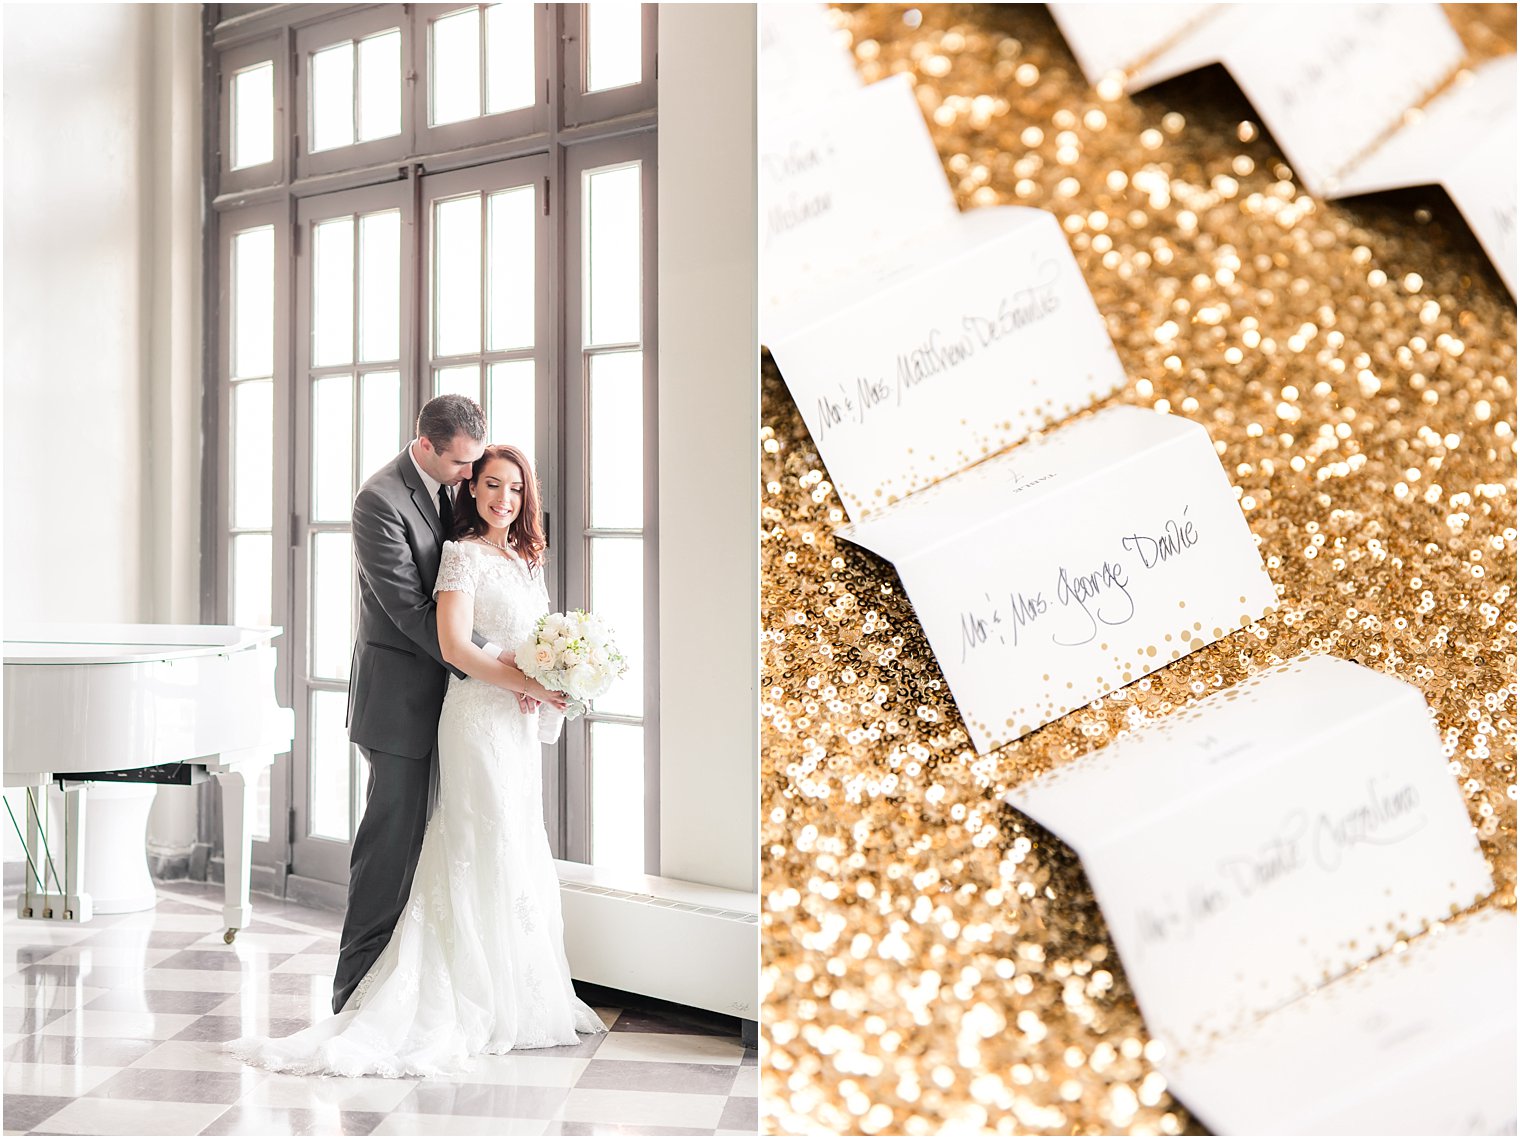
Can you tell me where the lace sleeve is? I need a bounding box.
[433,541,477,598]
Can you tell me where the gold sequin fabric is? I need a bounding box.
[760,5,1516,1134]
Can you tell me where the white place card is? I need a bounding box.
[1047,3,1214,85]
[1124,4,1464,197]
[1165,907,1516,1135]
[1005,654,1495,1055]
[759,3,861,123]
[767,206,1129,522]
[840,405,1276,753]
[1334,55,1517,293]
[760,72,957,316]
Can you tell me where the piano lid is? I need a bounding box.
[4,623,284,666]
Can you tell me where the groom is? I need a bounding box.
[335,393,511,1014]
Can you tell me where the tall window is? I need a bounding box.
[207,4,659,897]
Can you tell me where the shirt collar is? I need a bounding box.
[408,440,445,502]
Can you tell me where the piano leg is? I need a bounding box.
[216,765,258,944]
[61,783,91,921]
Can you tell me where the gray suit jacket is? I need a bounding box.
[346,447,483,759]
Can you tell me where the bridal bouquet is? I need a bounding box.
[515,609,629,719]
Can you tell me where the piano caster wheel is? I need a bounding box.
[224,928,238,944]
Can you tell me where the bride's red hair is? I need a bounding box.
[453,443,547,568]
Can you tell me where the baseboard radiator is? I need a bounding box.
[555,861,759,1022]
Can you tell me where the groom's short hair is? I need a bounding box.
[417,394,486,451]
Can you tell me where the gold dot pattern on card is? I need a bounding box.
[761,5,1516,1135]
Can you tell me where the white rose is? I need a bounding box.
[565,662,597,698]
[561,642,586,667]
[532,643,555,671]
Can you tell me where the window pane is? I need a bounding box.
[584,162,641,346]
[251,763,271,842]
[309,690,351,842]
[589,537,642,717]
[590,721,643,870]
[232,226,274,380]
[231,60,274,170]
[232,380,274,530]
[312,375,354,521]
[353,749,370,833]
[312,217,355,367]
[360,370,402,483]
[310,41,355,153]
[488,184,535,352]
[311,531,353,681]
[356,29,402,142]
[435,363,479,399]
[231,533,273,628]
[585,3,642,93]
[485,3,535,114]
[588,351,642,528]
[487,361,534,467]
[434,194,482,357]
[432,7,481,126]
[358,210,400,363]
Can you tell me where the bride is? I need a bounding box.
[228,443,607,1077]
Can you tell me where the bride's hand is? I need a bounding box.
[516,693,541,714]
[527,679,568,712]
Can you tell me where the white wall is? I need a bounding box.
[656,6,759,894]
[2,4,203,863]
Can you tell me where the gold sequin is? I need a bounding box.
[761,5,1516,1134]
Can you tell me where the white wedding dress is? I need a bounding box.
[227,539,606,1077]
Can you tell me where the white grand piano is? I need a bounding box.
[3,624,294,943]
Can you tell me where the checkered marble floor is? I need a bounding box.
[4,880,757,1136]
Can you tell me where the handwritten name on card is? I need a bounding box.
[1006,656,1495,1054]
[841,406,1277,752]
[769,208,1126,521]
[1125,4,1464,196]
[759,74,956,311]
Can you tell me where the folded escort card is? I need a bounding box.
[760,72,957,318]
[759,3,861,123]
[1005,655,1509,1132]
[1166,907,1516,1135]
[768,207,1130,523]
[1052,3,1465,198]
[1047,3,1212,85]
[1333,54,1517,293]
[837,405,1276,753]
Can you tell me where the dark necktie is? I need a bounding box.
[436,485,453,534]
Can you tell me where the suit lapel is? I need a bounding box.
[396,447,445,545]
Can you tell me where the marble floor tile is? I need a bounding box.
[393,1081,570,1119]
[86,1064,266,1104]
[129,1039,261,1074]
[4,1031,160,1067]
[447,1053,589,1088]
[122,967,249,993]
[206,988,331,1021]
[153,948,293,973]
[370,1114,548,1136]
[540,1124,713,1137]
[36,1007,201,1041]
[168,1014,310,1043]
[554,1088,728,1130]
[718,1097,758,1131]
[730,1063,759,1098]
[591,1032,746,1066]
[576,1059,740,1096]
[1,1062,117,1098]
[271,952,341,975]
[84,987,233,1015]
[1,1093,76,1133]
[198,1106,388,1136]
[22,1095,227,1136]
[241,1071,421,1113]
